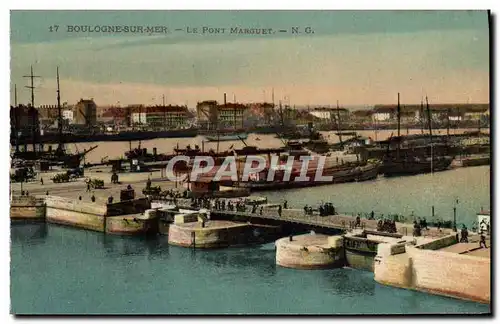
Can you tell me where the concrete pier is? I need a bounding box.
[275,234,344,269]
[168,220,251,248]
[10,196,46,221]
[10,194,157,236]
[374,234,491,304]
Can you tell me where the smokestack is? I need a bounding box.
[224,93,227,105]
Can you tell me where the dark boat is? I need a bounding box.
[11,67,99,169]
[11,128,199,145]
[381,155,453,177]
[235,160,379,191]
[379,94,454,177]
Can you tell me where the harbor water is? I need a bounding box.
[10,165,490,314]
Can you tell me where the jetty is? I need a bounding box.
[9,170,490,305]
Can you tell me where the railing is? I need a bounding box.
[210,209,362,230]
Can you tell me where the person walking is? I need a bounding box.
[479,230,487,248]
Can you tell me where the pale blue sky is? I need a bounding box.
[10,10,489,107]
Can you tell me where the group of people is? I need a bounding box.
[319,203,336,216]
[302,203,337,216]
[378,219,398,233]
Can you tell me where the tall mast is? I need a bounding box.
[426,96,433,173]
[425,96,433,140]
[23,65,40,108]
[336,100,343,146]
[279,100,284,127]
[56,66,65,154]
[272,88,275,126]
[14,84,19,152]
[420,99,424,134]
[23,65,41,153]
[446,107,451,137]
[163,94,166,131]
[397,93,401,138]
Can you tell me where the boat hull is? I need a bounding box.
[205,133,248,142]
[11,129,199,145]
[236,162,379,191]
[381,157,453,177]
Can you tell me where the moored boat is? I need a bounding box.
[205,133,248,142]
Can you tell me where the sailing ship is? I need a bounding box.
[380,94,453,177]
[235,157,379,191]
[11,66,98,169]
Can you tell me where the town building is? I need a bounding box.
[10,104,40,137]
[309,107,350,122]
[371,103,489,124]
[37,105,59,126]
[196,100,248,130]
[97,106,130,126]
[62,110,73,121]
[246,102,276,125]
[351,109,372,123]
[73,99,97,126]
[129,105,191,129]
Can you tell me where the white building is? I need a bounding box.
[62,110,74,122]
[130,112,147,124]
[372,112,391,121]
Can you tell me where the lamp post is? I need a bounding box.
[453,198,459,232]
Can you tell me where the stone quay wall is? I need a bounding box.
[10,195,155,235]
[406,246,490,304]
[275,235,344,270]
[44,196,107,232]
[168,221,251,248]
[10,196,46,221]
[374,234,490,304]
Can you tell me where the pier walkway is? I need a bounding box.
[163,199,453,237]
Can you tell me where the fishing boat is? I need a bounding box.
[234,157,379,191]
[380,94,454,177]
[381,155,453,177]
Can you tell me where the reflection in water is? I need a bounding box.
[192,246,278,278]
[10,220,490,314]
[321,268,376,297]
[10,222,48,245]
[101,234,168,259]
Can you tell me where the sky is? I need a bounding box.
[9,10,490,108]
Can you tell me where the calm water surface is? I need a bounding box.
[11,225,489,315]
[10,165,490,314]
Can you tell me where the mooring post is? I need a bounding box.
[191,231,196,249]
[431,205,435,221]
